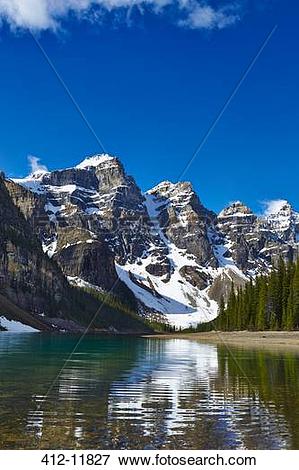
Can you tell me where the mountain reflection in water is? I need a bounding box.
[0,334,298,449]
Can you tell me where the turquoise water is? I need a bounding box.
[0,333,298,449]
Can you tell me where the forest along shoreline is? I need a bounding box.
[143,331,299,351]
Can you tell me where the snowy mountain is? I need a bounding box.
[264,200,299,242]
[8,154,299,329]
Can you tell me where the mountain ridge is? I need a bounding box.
[2,153,299,329]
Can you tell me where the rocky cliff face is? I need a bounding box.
[8,154,299,329]
[0,174,77,327]
[147,181,217,267]
[216,200,298,275]
[0,172,150,333]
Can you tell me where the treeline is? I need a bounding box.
[198,258,299,332]
[144,320,176,333]
[83,286,175,333]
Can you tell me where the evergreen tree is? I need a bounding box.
[204,259,298,332]
[256,276,267,330]
[282,261,293,329]
[292,260,299,329]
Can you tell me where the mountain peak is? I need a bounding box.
[29,169,49,180]
[147,180,194,195]
[218,201,253,218]
[147,180,175,193]
[75,154,116,170]
[264,199,292,217]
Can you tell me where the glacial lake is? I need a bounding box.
[0,333,298,450]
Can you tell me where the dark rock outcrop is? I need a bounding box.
[55,240,117,291]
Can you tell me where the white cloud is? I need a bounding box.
[28,155,48,174]
[0,0,242,32]
[180,4,239,29]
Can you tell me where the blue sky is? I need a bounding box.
[0,0,298,213]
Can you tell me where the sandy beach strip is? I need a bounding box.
[142,331,299,351]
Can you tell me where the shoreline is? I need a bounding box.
[143,330,299,351]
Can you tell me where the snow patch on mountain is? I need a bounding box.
[116,193,219,329]
[67,276,103,292]
[76,154,115,169]
[13,172,47,194]
[0,316,38,333]
[42,237,58,258]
